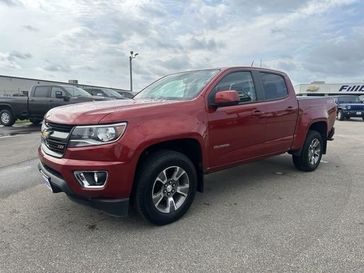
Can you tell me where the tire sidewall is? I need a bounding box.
[302,131,323,171]
[0,109,15,126]
[136,151,197,225]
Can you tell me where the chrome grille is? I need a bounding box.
[42,122,73,157]
[45,122,73,133]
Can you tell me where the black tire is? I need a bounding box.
[30,118,42,125]
[337,110,344,121]
[0,109,15,126]
[134,150,197,225]
[362,117,364,121]
[292,130,323,172]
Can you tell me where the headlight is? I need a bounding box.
[69,122,127,147]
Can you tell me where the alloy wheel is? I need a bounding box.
[1,112,10,124]
[308,138,321,166]
[152,166,190,213]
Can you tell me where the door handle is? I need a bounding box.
[252,110,263,116]
[286,106,294,111]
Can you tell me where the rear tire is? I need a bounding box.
[134,150,197,225]
[337,110,344,121]
[293,130,323,172]
[0,109,15,126]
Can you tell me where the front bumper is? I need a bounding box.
[38,161,129,216]
[342,110,364,117]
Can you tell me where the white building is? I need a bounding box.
[0,74,127,96]
[295,81,364,99]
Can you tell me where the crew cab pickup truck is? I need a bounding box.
[334,95,364,121]
[38,67,336,225]
[0,84,110,126]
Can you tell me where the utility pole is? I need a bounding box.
[129,51,138,92]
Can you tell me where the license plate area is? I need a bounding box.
[40,169,53,192]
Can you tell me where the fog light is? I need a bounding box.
[74,171,108,188]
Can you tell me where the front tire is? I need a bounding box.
[134,150,197,225]
[0,109,15,126]
[293,130,323,172]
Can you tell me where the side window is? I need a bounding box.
[213,72,257,103]
[261,73,288,100]
[94,89,105,96]
[33,86,50,97]
[51,87,65,98]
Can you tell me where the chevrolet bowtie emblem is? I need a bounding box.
[41,130,52,139]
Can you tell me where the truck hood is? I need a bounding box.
[45,99,179,124]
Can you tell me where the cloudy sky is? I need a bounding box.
[0,0,363,90]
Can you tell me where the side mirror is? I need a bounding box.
[214,90,240,107]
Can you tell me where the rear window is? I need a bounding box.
[261,73,288,100]
[33,86,50,97]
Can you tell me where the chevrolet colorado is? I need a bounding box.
[38,67,336,225]
[0,84,110,126]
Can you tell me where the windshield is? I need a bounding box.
[337,96,361,103]
[134,69,219,100]
[63,86,92,97]
[104,89,123,98]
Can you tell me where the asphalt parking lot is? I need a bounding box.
[0,120,363,273]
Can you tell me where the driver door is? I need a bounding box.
[50,86,69,108]
[207,71,266,169]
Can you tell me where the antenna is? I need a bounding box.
[260,59,262,67]
[251,60,255,67]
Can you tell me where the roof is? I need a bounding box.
[0,74,128,91]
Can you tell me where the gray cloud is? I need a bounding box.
[43,63,71,73]
[0,0,362,89]
[303,29,364,77]
[0,0,21,6]
[8,51,32,60]
[22,25,39,32]
[187,37,225,51]
[228,0,305,14]
[160,56,191,71]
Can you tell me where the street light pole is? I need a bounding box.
[129,51,138,92]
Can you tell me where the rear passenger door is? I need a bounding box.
[257,72,298,154]
[29,86,52,118]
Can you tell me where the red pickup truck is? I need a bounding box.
[38,67,336,225]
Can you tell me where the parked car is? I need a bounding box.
[334,95,364,121]
[0,84,111,126]
[38,67,336,225]
[83,87,125,99]
[117,90,134,99]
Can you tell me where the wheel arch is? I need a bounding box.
[309,121,327,154]
[0,103,15,113]
[132,138,204,199]
[291,120,328,156]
